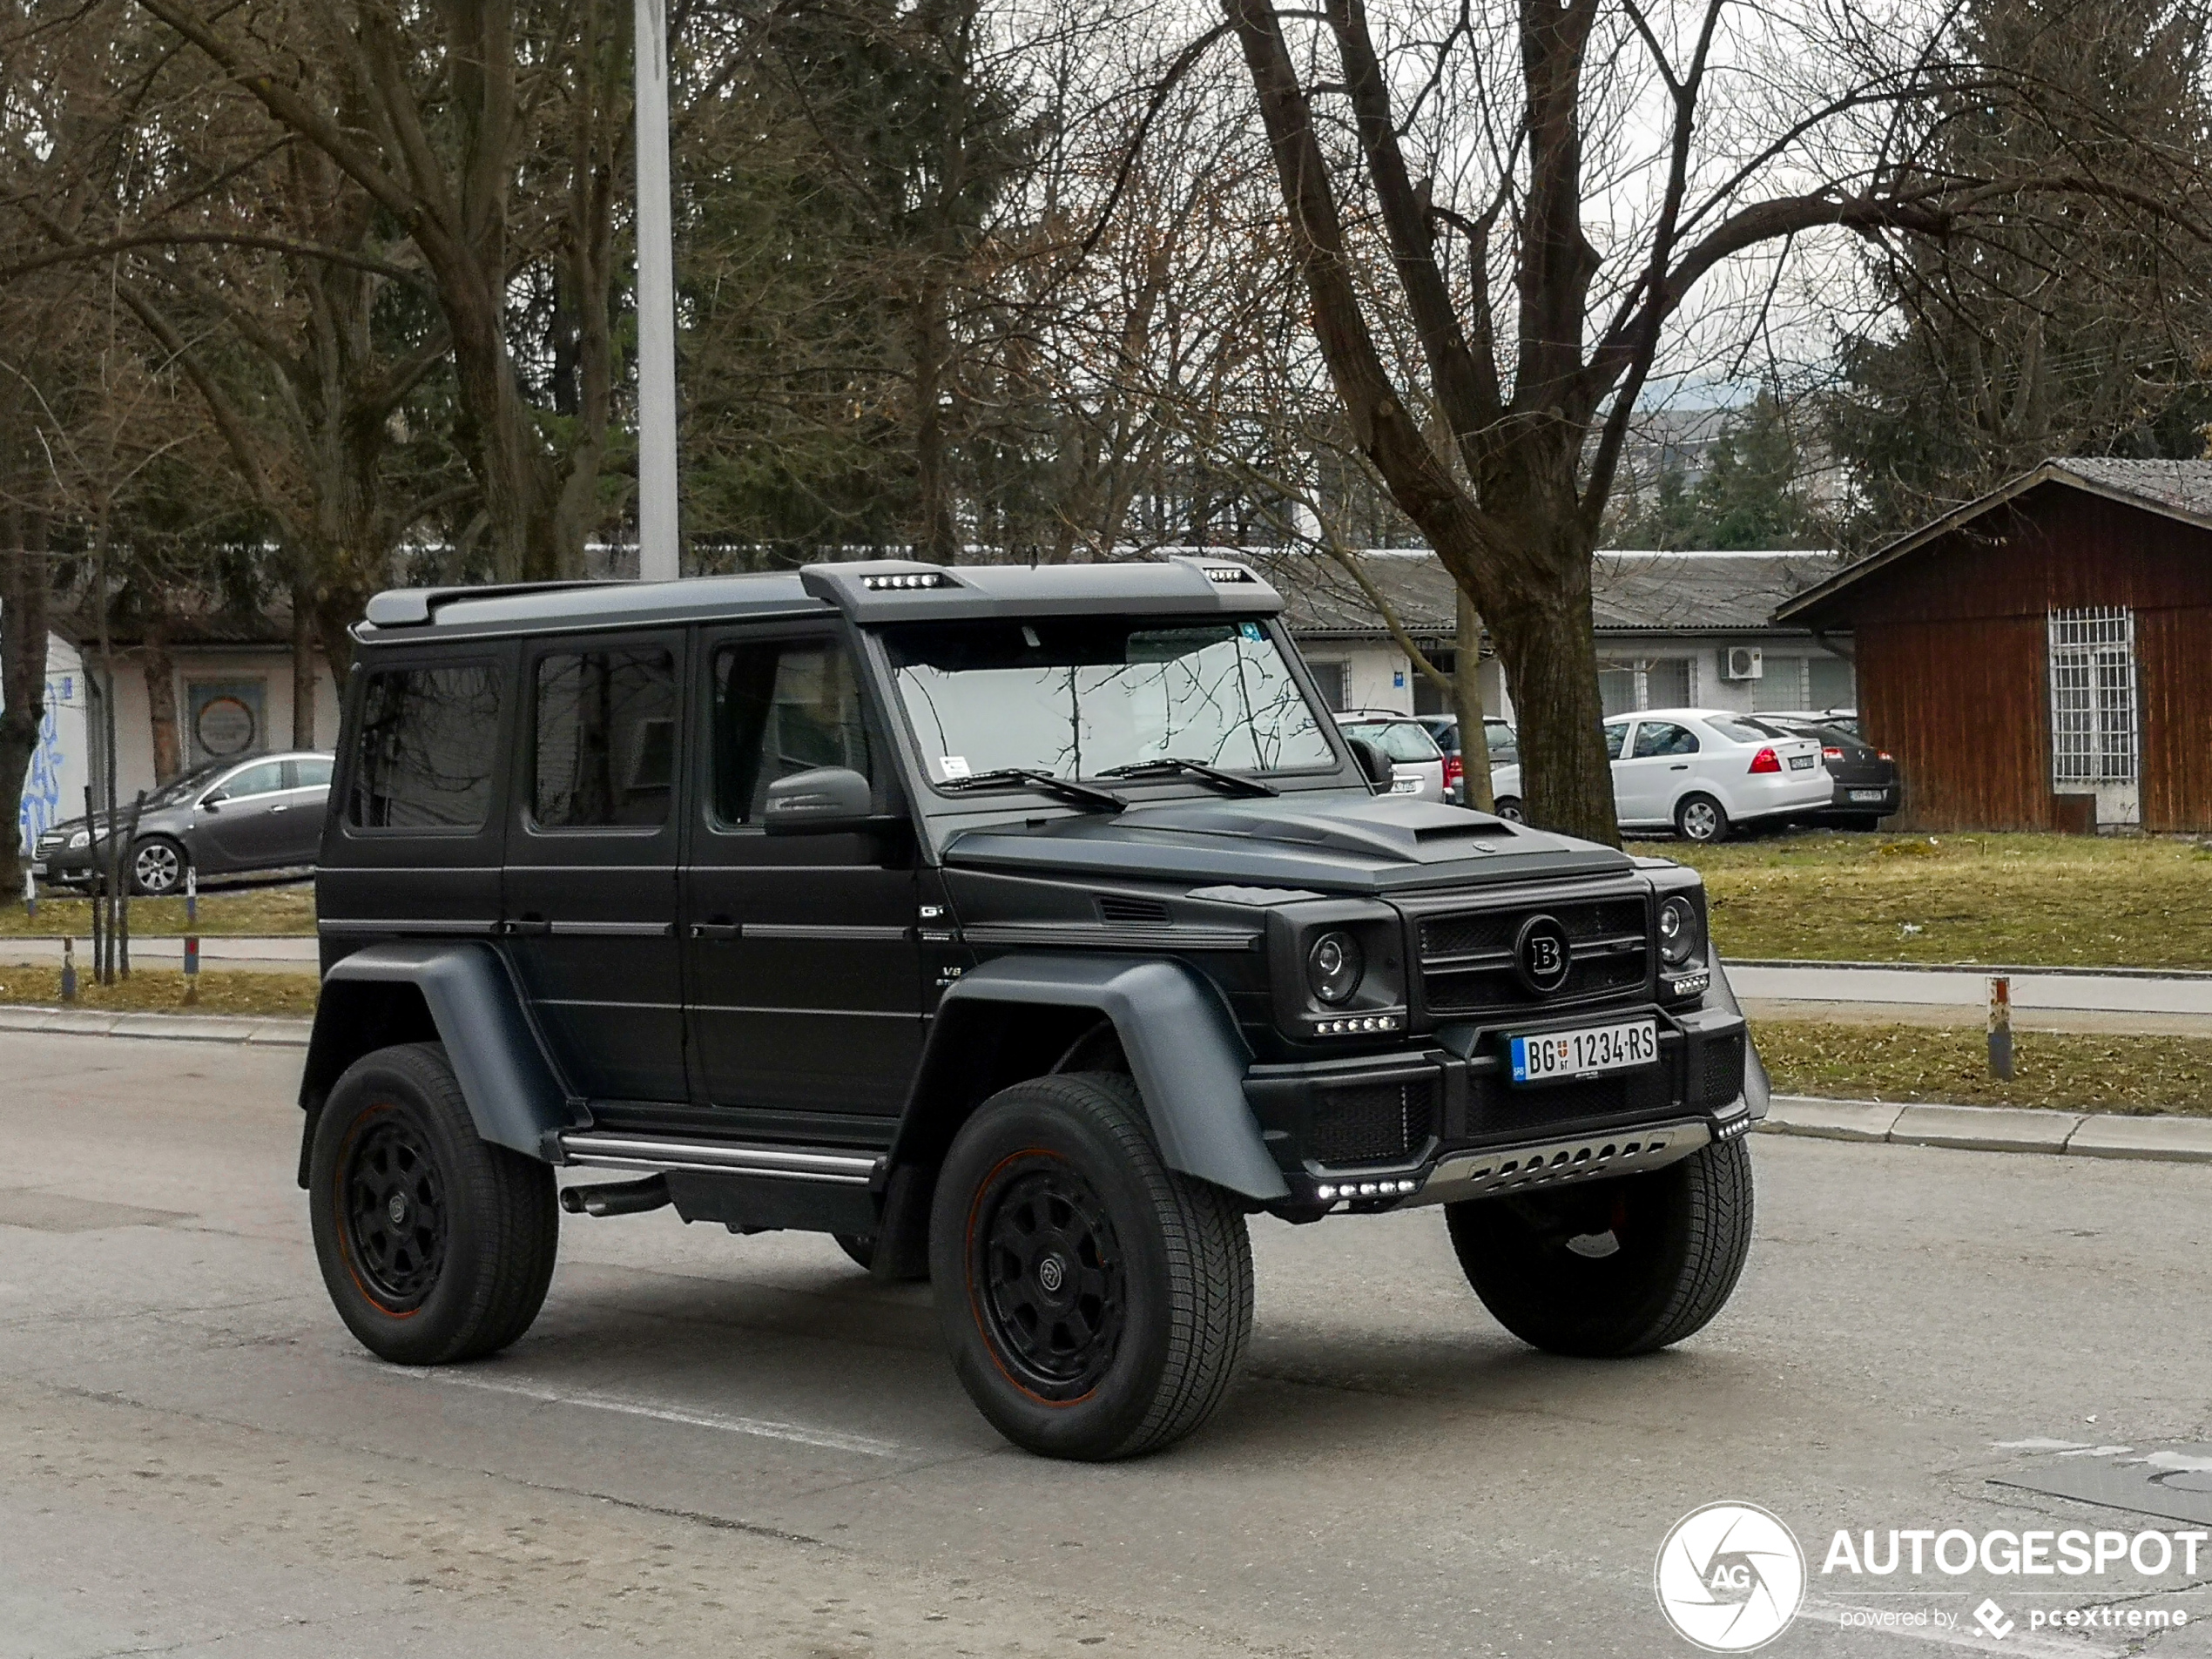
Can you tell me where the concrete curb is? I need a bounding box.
[1761,1094,2212,1164]
[1727,958,2212,981]
[0,1003,309,1048]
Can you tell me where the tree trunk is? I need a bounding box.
[0,507,51,894]
[1477,532,1617,846]
[1454,587,1495,813]
[142,610,183,786]
[291,577,319,748]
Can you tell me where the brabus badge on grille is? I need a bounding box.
[1512,914,1574,996]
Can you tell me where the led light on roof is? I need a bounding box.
[1204,565,1254,583]
[860,571,950,590]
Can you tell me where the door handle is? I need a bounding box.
[1670,764,1689,771]
[269,803,289,813]
[690,921,741,941]
[502,916,553,936]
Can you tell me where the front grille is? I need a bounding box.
[1419,895,1649,1013]
[1691,1030,1747,1109]
[1309,1075,1438,1166]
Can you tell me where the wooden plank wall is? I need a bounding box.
[1830,482,2212,832]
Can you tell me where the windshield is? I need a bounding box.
[146,758,239,809]
[880,616,1339,786]
[1349,721,1440,763]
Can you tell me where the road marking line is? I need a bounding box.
[380,1363,912,1458]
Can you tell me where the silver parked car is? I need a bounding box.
[31,750,335,894]
[1332,712,1448,800]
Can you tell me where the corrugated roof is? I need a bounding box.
[1257,550,1841,639]
[1777,457,2212,623]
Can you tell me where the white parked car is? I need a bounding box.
[1489,709,1831,841]
[1333,712,1447,800]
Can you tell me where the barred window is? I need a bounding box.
[2048,608,2136,786]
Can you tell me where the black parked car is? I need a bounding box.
[1745,716,1899,828]
[300,558,1766,1460]
[33,750,334,894]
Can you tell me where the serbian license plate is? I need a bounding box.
[1789,753,1817,770]
[1510,1018,1659,1084]
[1389,776,1420,794]
[1849,788,1887,803]
[28,861,45,875]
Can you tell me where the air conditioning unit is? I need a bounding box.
[1723,646,1764,681]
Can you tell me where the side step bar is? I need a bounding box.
[557,1130,883,1188]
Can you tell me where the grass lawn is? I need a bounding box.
[1640,830,2212,969]
[1753,1019,2212,1116]
[0,882,316,939]
[0,966,318,1019]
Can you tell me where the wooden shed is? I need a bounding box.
[1777,459,2212,833]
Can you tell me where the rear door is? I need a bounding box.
[501,632,687,1103]
[682,624,923,1126]
[280,756,334,863]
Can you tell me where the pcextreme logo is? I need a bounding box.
[1655,1502,1809,1652]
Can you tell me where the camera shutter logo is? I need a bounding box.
[1654,1502,1805,1652]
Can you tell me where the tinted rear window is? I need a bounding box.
[349,664,504,831]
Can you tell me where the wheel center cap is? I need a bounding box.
[387,1192,410,1229]
[1035,1253,1067,1295]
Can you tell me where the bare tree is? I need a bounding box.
[1188,0,2205,841]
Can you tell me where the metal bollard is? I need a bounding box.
[21,867,33,922]
[183,934,200,1006]
[60,935,77,1004]
[1987,974,2013,1081]
[185,864,196,927]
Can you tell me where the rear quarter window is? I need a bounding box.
[348,664,504,831]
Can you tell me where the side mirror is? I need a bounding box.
[1345,736,1393,792]
[200,792,226,812]
[763,766,876,835]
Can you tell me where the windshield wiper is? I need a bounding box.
[941,768,1126,813]
[1096,758,1278,798]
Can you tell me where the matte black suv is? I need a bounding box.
[300,558,1765,1460]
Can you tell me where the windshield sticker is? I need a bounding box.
[1238,621,1263,641]
[941,756,973,779]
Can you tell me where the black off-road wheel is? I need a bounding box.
[308,1042,559,1366]
[1446,1137,1753,1358]
[929,1071,1253,1460]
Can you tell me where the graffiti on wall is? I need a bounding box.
[15,673,74,853]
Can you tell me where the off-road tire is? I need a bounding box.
[1446,1136,1753,1358]
[130,836,188,896]
[1675,792,1730,843]
[309,1042,559,1366]
[929,1071,1252,1460]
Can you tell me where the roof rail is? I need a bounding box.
[362,579,621,629]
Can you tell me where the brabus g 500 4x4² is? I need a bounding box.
[300,558,1765,1460]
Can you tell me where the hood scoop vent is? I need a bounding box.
[1096,894,1172,925]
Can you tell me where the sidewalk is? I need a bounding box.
[0,934,320,973]
[1762,1093,2212,1163]
[1730,961,2212,1036]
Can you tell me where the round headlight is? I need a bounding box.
[1658,894,1702,966]
[1306,930,1366,1004]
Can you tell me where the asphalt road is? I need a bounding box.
[3,1030,2210,1659]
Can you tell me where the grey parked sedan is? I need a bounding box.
[32,750,334,895]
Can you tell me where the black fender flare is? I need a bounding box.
[299,941,579,1163]
[897,953,1289,1202]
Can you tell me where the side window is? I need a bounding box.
[532,648,679,829]
[712,638,873,826]
[1632,721,1699,759]
[294,757,334,790]
[219,760,288,799]
[348,664,504,831]
[1603,722,1629,761]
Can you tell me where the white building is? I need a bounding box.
[1264,549,1855,724]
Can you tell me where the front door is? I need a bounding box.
[501,632,687,1103]
[199,758,295,869]
[683,626,923,1127]
[1615,718,1700,826]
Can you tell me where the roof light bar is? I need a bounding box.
[860,571,952,591]
[1203,565,1255,583]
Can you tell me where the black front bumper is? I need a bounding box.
[1242,1001,1753,1215]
